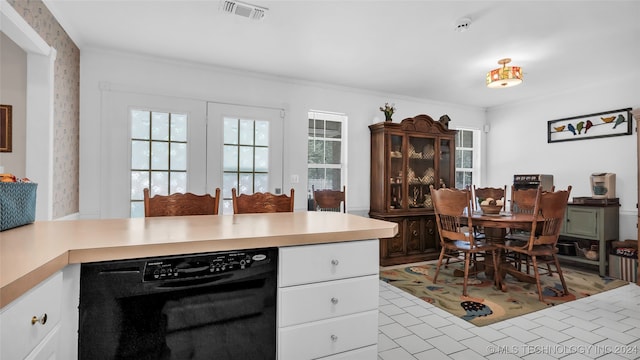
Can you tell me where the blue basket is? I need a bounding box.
[0,182,37,231]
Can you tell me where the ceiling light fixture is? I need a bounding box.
[486,58,523,88]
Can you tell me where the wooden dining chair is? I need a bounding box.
[470,185,507,240]
[472,185,507,212]
[143,188,221,217]
[430,185,500,297]
[498,186,572,302]
[506,186,544,272]
[232,188,295,214]
[510,186,541,215]
[313,186,346,212]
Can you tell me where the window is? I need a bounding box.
[307,111,346,198]
[454,128,480,189]
[222,117,270,213]
[130,110,188,217]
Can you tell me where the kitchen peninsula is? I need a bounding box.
[1,212,397,360]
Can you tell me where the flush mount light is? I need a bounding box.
[220,0,268,20]
[486,58,523,88]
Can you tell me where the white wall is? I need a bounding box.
[485,74,640,240]
[79,48,486,218]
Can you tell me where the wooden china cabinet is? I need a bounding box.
[369,114,457,266]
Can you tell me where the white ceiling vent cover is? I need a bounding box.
[221,1,267,20]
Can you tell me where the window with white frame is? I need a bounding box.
[307,111,346,199]
[130,110,188,217]
[454,128,480,189]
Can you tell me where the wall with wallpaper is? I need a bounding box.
[0,33,26,176]
[7,0,80,219]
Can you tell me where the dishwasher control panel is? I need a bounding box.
[142,248,275,281]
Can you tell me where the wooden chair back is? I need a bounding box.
[472,185,507,211]
[510,186,542,214]
[232,188,295,214]
[430,186,474,245]
[144,188,220,217]
[528,186,572,248]
[313,186,346,212]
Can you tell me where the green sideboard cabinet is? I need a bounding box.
[559,203,619,276]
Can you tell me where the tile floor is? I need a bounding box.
[377,271,640,359]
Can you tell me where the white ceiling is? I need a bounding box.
[43,0,640,109]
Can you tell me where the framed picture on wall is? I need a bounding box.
[547,108,632,143]
[0,104,12,152]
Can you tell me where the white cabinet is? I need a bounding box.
[24,326,60,360]
[278,240,379,360]
[0,272,63,360]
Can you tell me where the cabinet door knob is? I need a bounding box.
[331,297,339,304]
[331,259,339,266]
[31,313,47,326]
[330,334,338,342]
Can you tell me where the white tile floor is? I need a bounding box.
[378,275,640,359]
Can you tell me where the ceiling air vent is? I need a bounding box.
[220,1,267,20]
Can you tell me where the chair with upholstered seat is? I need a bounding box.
[430,185,500,297]
[232,188,295,214]
[498,186,572,302]
[313,186,346,213]
[144,188,221,217]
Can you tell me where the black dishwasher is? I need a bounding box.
[78,248,277,360]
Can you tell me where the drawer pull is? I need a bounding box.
[331,259,339,266]
[331,297,339,304]
[330,334,338,342]
[31,313,47,326]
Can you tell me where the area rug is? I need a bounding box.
[380,262,629,327]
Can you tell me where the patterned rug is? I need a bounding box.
[380,262,629,327]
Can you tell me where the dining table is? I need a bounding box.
[470,211,540,291]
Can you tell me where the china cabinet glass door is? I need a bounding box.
[407,135,436,210]
[388,134,403,210]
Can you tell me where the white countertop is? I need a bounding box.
[0,212,397,308]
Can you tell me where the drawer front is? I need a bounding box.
[278,275,378,327]
[278,310,378,360]
[279,240,379,286]
[318,345,377,360]
[1,272,63,360]
[24,324,60,360]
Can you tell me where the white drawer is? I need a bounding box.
[279,275,378,327]
[0,272,63,360]
[279,240,379,286]
[25,324,60,360]
[318,345,377,360]
[278,310,378,360]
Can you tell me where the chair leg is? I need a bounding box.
[530,255,545,302]
[552,254,569,296]
[433,247,446,284]
[546,261,553,276]
[463,252,471,297]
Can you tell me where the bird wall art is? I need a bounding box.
[547,108,632,143]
